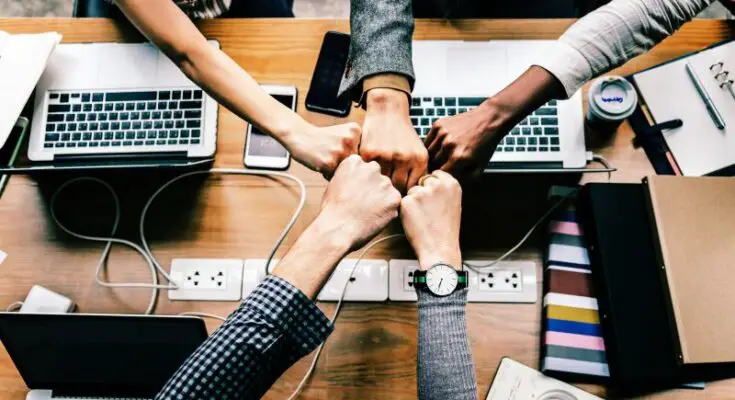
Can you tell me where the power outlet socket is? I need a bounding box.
[389,259,537,303]
[317,259,388,302]
[464,260,537,303]
[388,259,420,301]
[242,259,278,298]
[168,258,244,301]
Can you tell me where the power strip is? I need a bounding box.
[317,259,388,302]
[168,258,244,301]
[388,259,537,303]
[242,259,388,302]
[169,258,537,303]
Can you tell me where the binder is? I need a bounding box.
[579,180,735,392]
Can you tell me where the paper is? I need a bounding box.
[633,41,735,176]
[0,31,61,149]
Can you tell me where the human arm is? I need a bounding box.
[156,155,401,400]
[427,0,711,177]
[338,0,426,192]
[400,171,477,400]
[114,0,360,177]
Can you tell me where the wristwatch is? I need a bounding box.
[412,263,468,297]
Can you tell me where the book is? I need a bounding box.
[540,191,609,380]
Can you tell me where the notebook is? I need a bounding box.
[0,30,61,148]
[540,190,610,380]
[632,40,735,176]
[644,176,735,364]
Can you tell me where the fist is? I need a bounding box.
[400,170,463,269]
[425,102,504,180]
[289,122,361,179]
[320,155,402,250]
[360,88,428,193]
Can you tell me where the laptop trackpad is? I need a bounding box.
[97,44,159,88]
[445,47,508,96]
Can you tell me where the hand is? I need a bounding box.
[425,100,509,180]
[360,88,428,193]
[426,66,566,180]
[318,154,402,251]
[286,122,361,179]
[400,170,463,270]
[273,155,401,298]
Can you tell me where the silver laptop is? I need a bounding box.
[28,41,218,165]
[0,312,207,400]
[412,40,586,170]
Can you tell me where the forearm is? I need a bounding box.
[116,0,309,145]
[178,45,309,143]
[417,289,477,400]
[273,213,352,299]
[157,277,333,399]
[535,0,711,97]
[470,66,564,145]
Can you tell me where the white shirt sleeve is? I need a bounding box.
[535,0,713,98]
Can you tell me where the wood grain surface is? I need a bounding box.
[0,18,733,399]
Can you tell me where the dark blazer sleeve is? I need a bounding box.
[338,0,416,100]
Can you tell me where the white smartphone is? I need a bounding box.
[244,85,296,170]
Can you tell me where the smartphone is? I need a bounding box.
[305,31,351,118]
[244,85,296,170]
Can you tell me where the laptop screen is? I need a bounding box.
[0,313,208,397]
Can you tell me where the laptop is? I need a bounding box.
[24,41,219,171]
[411,40,586,171]
[0,313,208,400]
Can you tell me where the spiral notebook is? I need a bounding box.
[632,39,735,176]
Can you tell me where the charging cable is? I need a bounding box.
[49,169,306,315]
[287,233,406,400]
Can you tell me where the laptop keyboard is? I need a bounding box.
[410,97,561,153]
[43,89,205,150]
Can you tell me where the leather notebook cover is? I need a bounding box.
[579,183,681,388]
[644,176,735,364]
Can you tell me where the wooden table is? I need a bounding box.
[0,17,733,400]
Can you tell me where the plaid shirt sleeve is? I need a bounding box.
[156,275,334,400]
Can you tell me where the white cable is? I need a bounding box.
[139,168,307,283]
[5,301,23,312]
[50,177,166,314]
[463,191,577,273]
[591,154,613,182]
[287,233,406,400]
[178,311,227,322]
[50,169,307,315]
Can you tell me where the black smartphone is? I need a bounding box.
[306,31,352,118]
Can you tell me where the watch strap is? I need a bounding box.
[412,267,468,290]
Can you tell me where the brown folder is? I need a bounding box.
[644,176,735,364]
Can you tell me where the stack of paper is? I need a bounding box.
[0,30,61,149]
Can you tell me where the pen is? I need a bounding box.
[685,62,726,129]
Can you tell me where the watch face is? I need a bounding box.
[426,264,458,296]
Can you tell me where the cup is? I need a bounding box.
[586,76,638,134]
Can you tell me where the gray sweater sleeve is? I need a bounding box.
[417,288,478,400]
[338,0,415,99]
